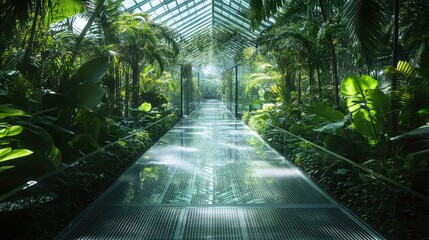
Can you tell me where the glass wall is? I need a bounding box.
[200,69,219,100]
[237,65,252,118]
[220,66,237,117]
[219,65,252,119]
[178,64,201,117]
[171,64,203,118]
[0,116,178,239]
[249,121,429,239]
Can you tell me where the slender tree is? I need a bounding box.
[391,0,399,135]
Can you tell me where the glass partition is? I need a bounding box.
[179,64,201,117]
[220,66,238,117]
[199,68,219,100]
[170,65,183,117]
[0,115,178,239]
[251,121,429,240]
[237,65,252,117]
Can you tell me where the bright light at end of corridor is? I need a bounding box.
[202,65,214,75]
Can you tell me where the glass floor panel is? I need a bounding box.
[57,100,383,239]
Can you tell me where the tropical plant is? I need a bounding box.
[385,61,429,132]
[113,12,178,117]
[0,104,62,195]
[342,0,385,66]
[340,74,390,146]
[0,105,32,174]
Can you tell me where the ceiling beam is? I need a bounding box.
[164,4,211,29]
[174,9,211,32]
[180,21,211,39]
[123,0,151,12]
[177,16,211,38]
[153,0,206,22]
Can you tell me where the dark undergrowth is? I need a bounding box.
[252,123,429,240]
[0,115,178,240]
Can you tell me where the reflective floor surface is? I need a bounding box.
[57,100,383,239]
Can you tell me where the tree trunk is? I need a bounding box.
[131,63,139,118]
[21,0,41,72]
[331,45,339,105]
[309,66,314,103]
[125,66,130,117]
[317,67,322,93]
[298,68,302,105]
[319,0,339,105]
[59,0,105,93]
[281,62,295,102]
[297,68,302,119]
[70,0,105,63]
[115,61,121,115]
[391,0,399,136]
[108,65,115,114]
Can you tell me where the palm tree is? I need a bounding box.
[248,0,286,29]
[0,0,85,71]
[114,13,179,117]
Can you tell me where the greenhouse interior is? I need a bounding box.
[1,0,428,239]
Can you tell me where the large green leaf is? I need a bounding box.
[138,102,152,112]
[351,110,382,143]
[249,100,263,111]
[70,82,107,109]
[0,105,26,119]
[45,0,84,25]
[343,0,384,64]
[341,75,388,145]
[0,125,23,138]
[314,120,346,133]
[391,125,429,140]
[16,125,61,171]
[341,75,382,114]
[46,145,61,168]
[306,103,345,123]
[345,97,361,113]
[0,149,33,163]
[384,61,416,81]
[365,89,390,117]
[0,147,11,156]
[341,75,377,96]
[76,57,110,84]
[0,166,14,173]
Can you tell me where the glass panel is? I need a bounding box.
[122,0,137,9]
[141,4,151,12]
[248,122,429,239]
[167,1,177,10]
[0,114,180,239]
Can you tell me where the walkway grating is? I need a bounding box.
[57,100,383,239]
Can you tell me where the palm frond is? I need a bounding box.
[249,0,285,28]
[343,0,384,65]
[385,60,416,81]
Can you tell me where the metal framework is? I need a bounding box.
[121,0,275,67]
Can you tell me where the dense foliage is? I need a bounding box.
[1,0,428,238]
[243,0,429,194]
[241,0,429,237]
[0,0,182,196]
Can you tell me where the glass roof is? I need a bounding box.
[121,0,274,68]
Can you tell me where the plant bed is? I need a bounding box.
[0,114,178,239]
[251,122,429,240]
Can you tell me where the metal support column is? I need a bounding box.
[235,65,238,118]
[198,71,200,89]
[229,71,233,111]
[180,65,183,118]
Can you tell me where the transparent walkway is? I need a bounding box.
[57,100,382,239]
